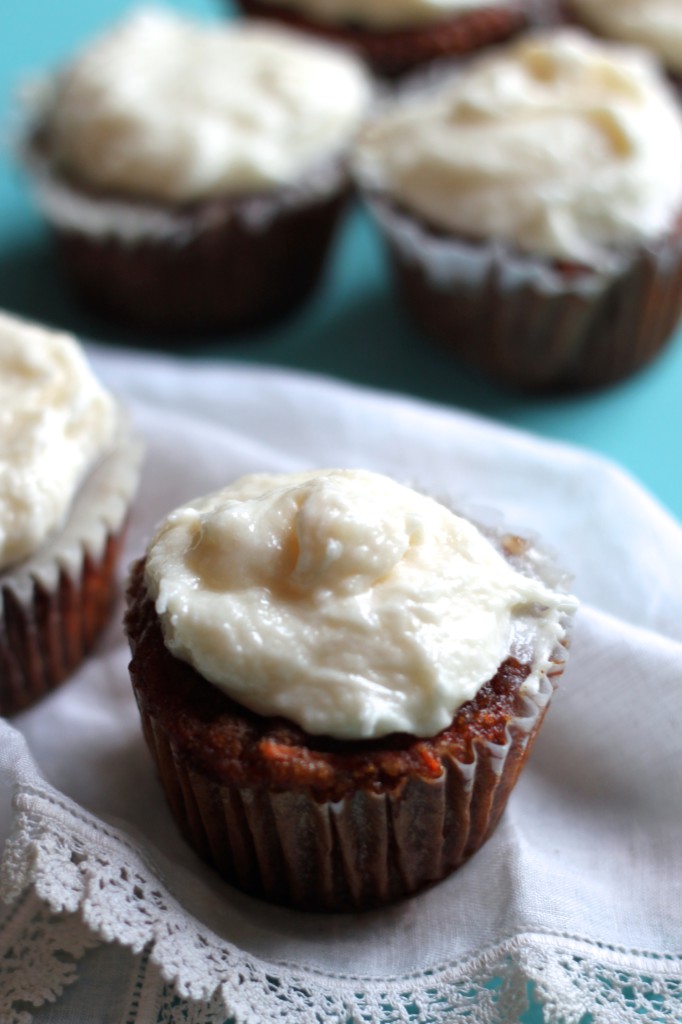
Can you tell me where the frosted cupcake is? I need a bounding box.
[232,0,533,78]
[125,469,577,911]
[22,10,373,332]
[564,1,682,83]
[354,30,682,390]
[0,311,142,715]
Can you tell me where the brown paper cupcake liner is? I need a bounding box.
[22,136,352,333]
[368,198,682,391]
[136,674,554,912]
[0,414,142,716]
[0,532,126,716]
[234,0,529,77]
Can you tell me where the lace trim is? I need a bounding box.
[0,889,100,1024]
[2,781,682,1024]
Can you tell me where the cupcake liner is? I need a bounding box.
[21,136,352,332]
[234,0,530,78]
[368,198,682,391]
[23,132,351,242]
[135,671,557,912]
[0,413,142,715]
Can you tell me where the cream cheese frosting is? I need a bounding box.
[569,0,682,75]
[252,0,515,31]
[44,9,373,203]
[144,469,577,740]
[0,311,117,572]
[354,30,682,267]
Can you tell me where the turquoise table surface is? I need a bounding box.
[0,4,677,1024]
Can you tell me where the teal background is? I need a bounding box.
[0,4,676,1021]
[2,0,682,524]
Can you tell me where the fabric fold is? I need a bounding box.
[1,353,681,1022]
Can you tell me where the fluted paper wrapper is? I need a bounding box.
[0,417,142,716]
[369,198,682,391]
[21,135,351,333]
[136,670,558,913]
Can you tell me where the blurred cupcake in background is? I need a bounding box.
[0,311,142,715]
[232,0,536,78]
[563,1,682,86]
[354,30,682,391]
[21,10,373,333]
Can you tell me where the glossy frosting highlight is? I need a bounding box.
[144,469,576,740]
[570,0,682,75]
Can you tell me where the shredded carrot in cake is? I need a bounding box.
[417,745,443,778]
[259,740,295,761]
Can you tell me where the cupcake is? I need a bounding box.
[0,311,142,715]
[563,1,682,84]
[21,10,373,333]
[125,469,577,912]
[354,30,682,391]
[232,0,533,78]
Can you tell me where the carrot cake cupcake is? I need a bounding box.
[354,30,682,390]
[125,469,577,911]
[0,311,141,715]
[233,0,534,78]
[22,10,373,332]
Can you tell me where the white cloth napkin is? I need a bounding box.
[1,348,681,1024]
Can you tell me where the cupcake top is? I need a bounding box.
[41,9,373,204]
[0,311,117,572]
[568,0,682,76]
[249,0,518,31]
[354,30,682,268]
[143,469,577,740]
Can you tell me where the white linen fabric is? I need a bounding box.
[1,348,681,1024]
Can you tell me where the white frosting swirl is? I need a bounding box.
[45,9,372,203]
[354,30,682,267]
[570,0,682,75]
[252,0,515,30]
[144,469,576,740]
[0,311,117,571]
